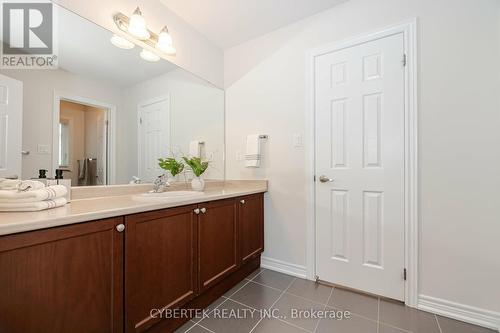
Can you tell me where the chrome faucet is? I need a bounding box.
[152,174,170,193]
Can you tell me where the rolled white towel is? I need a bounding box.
[0,178,21,190]
[18,180,46,191]
[0,197,67,212]
[0,185,67,203]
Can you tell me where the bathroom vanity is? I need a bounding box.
[0,181,266,333]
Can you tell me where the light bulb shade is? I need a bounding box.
[128,7,150,40]
[110,35,135,49]
[156,26,176,55]
[140,49,160,62]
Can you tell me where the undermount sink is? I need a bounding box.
[133,190,203,200]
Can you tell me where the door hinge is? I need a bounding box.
[402,54,407,67]
[313,175,316,182]
[403,268,407,281]
[139,117,143,125]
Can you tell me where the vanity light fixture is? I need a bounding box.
[113,7,177,60]
[156,26,176,55]
[127,7,150,40]
[110,34,135,49]
[140,49,160,62]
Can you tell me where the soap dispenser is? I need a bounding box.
[55,169,71,202]
[32,169,57,186]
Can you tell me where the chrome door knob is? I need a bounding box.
[240,199,245,204]
[116,224,125,232]
[194,208,200,215]
[200,208,207,214]
[319,175,334,183]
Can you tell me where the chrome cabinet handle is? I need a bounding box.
[240,199,245,204]
[319,175,334,183]
[116,224,125,232]
[194,208,200,215]
[200,207,207,214]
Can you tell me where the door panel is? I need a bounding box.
[315,33,405,300]
[138,97,170,182]
[125,205,198,333]
[0,74,22,178]
[0,217,123,333]
[239,194,264,263]
[198,199,238,291]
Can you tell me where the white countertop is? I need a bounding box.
[0,180,267,236]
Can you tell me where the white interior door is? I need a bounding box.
[0,74,23,179]
[315,33,405,300]
[138,96,170,182]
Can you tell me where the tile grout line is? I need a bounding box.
[284,290,331,307]
[248,277,297,333]
[435,314,443,333]
[377,298,380,333]
[245,279,287,292]
[312,286,335,333]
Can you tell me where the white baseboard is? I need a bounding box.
[261,256,307,279]
[418,294,500,332]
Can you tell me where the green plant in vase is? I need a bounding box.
[182,157,209,191]
[158,157,184,180]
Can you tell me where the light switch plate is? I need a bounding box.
[293,133,303,148]
[37,144,50,154]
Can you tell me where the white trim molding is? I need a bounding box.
[261,257,307,279]
[419,295,500,331]
[305,18,419,307]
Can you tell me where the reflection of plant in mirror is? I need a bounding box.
[182,157,209,177]
[158,158,184,177]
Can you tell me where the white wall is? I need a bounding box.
[121,69,225,181]
[54,0,224,88]
[224,0,500,317]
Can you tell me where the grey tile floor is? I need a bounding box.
[175,268,496,333]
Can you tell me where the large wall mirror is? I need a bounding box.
[0,4,224,186]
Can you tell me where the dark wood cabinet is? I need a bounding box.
[0,217,124,333]
[0,193,265,333]
[124,205,198,333]
[198,198,239,291]
[239,193,264,263]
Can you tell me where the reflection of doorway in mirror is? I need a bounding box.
[53,94,116,186]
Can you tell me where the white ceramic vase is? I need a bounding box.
[191,176,205,191]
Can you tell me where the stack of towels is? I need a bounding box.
[0,179,68,212]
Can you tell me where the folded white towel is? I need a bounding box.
[0,185,67,203]
[245,134,261,168]
[0,197,67,212]
[189,141,201,158]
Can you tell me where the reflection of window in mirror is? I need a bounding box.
[59,119,70,167]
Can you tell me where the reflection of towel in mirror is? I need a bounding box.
[0,197,67,211]
[0,185,67,203]
[78,158,98,186]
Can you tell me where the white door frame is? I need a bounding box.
[306,19,418,307]
[137,94,171,181]
[52,91,117,184]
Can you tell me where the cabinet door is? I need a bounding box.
[198,198,238,291]
[0,217,124,333]
[239,193,264,263]
[125,205,198,333]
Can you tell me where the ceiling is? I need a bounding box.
[160,0,346,49]
[57,5,177,88]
